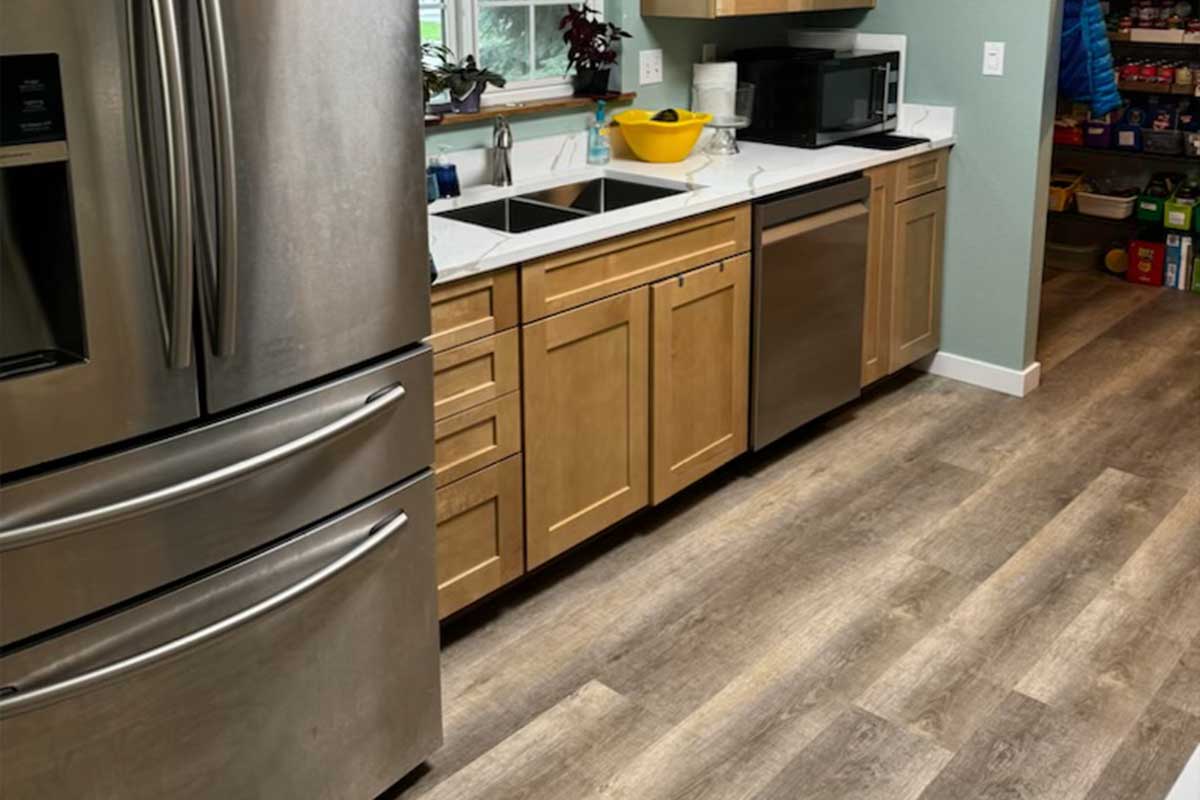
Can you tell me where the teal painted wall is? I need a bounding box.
[425,1,788,154]
[806,2,1062,370]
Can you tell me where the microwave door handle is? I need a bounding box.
[0,510,408,718]
[198,0,238,357]
[128,0,195,369]
[874,64,891,120]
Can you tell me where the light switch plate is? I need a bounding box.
[640,49,663,85]
[983,41,1006,76]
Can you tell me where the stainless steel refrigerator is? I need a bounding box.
[0,2,440,797]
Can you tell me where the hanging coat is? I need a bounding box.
[1059,0,1122,116]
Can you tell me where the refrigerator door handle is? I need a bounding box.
[127,0,195,369]
[0,383,408,550]
[0,510,408,718]
[197,0,238,357]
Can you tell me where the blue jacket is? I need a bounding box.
[1060,0,1122,116]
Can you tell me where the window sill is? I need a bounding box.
[425,92,636,129]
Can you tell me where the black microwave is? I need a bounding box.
[736,47,901,148]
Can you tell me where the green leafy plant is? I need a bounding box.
[421,42,452,103]
[559,4,631,72]
[437,55,507,101]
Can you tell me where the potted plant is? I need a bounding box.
[421,42,451,111]
[437,55,506,114]
[560,4,631,98]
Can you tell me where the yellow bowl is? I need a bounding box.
[613,109,712,163]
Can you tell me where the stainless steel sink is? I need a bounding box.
[435,198,588,234]
[517,177,686,215]
[434,175,693,234]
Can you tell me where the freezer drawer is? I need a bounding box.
[0,345,432,647]
[0,471,441,799]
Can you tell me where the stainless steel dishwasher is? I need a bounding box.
[751,174,871,450]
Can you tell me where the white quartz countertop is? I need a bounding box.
[429,106,956,286]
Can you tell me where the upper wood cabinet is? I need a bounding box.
[642,0,875,18]
[650,255,750,504]
[890,188,946,370]
[522,288,650,568]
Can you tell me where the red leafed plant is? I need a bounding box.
[559,4,632,72]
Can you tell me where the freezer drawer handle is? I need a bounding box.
[0,383,407,551]
[0,510,409,718]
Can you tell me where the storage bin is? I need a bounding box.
[1054,120,1085,146]
[1144,129,1184,155]
[1046,223,1104,272]
[1114,123,1144,152]
[1076,190,1136,219]
[1049,169,1084,213]
[1185,132,1200,157]
[1165,191,1198,230]
[1137,194,1167,222]
[1084,120,1113,148]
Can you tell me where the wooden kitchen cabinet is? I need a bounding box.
[435,455,524,619]
[861,153,950,385]
[650,255,750,504]
[889,189,946,370]
[428,268,518,352]
[433,391,522,486]
[523,288,650,568]
[642,0,874,18]
[861,166,895,387]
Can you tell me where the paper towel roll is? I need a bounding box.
[692,62,737,119]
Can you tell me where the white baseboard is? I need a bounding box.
[915,351,1042,398]
[1166,746,1200,800]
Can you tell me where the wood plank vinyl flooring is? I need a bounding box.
[390,282,1200,800]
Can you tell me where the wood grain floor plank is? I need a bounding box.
[418,681,669,800]
[1083,698,1200,800]
[1158,639,1200,718]
[1036,275,1160,371]
[598,557,972,800]
[860,468,1182,751]
[752,707,952,800]
[1110,491,1200,644]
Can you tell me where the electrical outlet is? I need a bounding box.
[640,49,663,86]
[701,43,717,63]
[983,41,1006,76]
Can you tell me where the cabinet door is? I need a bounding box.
[861,166,895,387]
[523,289,650,568]
[650,256,750,504]
[889,189,947,372]
[435,455,524,619]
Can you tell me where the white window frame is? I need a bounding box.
[446,0,589,106]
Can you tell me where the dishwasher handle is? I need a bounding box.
[755,174,871,229]
[761,202,868,245]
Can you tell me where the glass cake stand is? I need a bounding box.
[703,83,755,156]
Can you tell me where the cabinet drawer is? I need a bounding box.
[434,392,522,486]
[435,455,524,619]
[433,329,520,421]
[894,150,949,202]
[429,269,519,352]
[521,205,751,321]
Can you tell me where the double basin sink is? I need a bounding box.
[435,175,694,234]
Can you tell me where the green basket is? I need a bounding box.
[1137,194,1167,223]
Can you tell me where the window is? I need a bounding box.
[425,1,582,105]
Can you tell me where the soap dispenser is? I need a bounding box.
[587,100,611,166]
[427,146,461,198]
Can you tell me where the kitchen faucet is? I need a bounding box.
[492,115,513,187]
